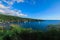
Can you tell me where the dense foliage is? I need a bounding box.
[0,14,60,40]
[0,24,60,40]
[0,14,42,22]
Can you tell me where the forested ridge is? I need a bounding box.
[0,14,42,22]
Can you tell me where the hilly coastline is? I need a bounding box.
[0,14,42,22]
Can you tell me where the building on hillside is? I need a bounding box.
[0,22,11,30]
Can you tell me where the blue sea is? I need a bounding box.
[11,20,60,31]
[2,20,60,30]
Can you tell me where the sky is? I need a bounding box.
[0,0,60,20]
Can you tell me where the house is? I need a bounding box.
[0,22,11,30]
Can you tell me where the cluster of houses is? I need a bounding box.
[0,22,11,30]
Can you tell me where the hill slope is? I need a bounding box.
[0,14,42,22]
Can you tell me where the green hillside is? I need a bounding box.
[0,14,42,22]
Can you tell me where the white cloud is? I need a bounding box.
[2,0,24,6]
[0,3,27,17]
[0,10,5,13]
[4,9,27,17]
[16,0,24,3]
[0,4,6,8]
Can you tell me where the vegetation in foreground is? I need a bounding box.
[0,24,60,40]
